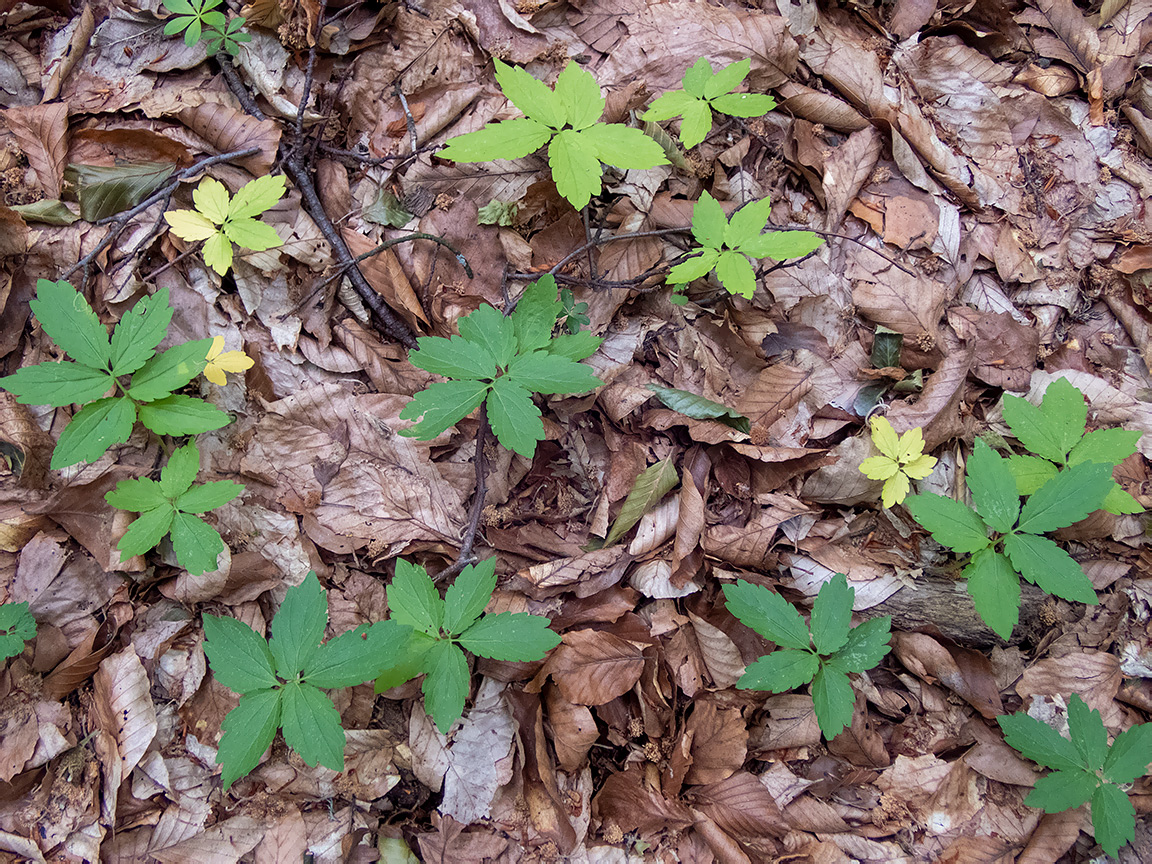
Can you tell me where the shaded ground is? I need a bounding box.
[1,0,1152,861]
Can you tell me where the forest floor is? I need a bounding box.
[2,0,1152,861]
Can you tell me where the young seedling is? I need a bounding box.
[105,441,244,575]
[438,60,668,209]
[203,336,254,386]
[667,192,824,301]
[203,572,409,789]
[998,694,1152,857]
[0,281,229,468]
[0,603,36,661]
[723,574,892,739]
[400,275,603,458]
[161,0,250,56]
[559,288,590,334]
[905,439,1113,640]
[858,417,937,508]
[165,175,285,277]
[642,58,776,148]
[375,558,560,733]
[1002,378,1142,515]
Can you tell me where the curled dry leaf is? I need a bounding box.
[3,103,69,199]
[684,701,748,785]
[546,629,647,706]
[177,103,282,176]
[92,647,158,779]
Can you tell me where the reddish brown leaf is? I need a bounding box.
[3,103,69,199]
[547,629,646,706]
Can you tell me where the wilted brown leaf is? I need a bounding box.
[546,629,647,706]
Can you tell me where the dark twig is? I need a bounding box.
[61,146,261,280]
[393,83,419,155]
[432,407,490,583]
[318,143,437,167]
[218,54,265,120]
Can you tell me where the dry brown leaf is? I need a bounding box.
[821,125,882,231]
[92,646,157,779]
[687,611,745,689]
[2,103,68,199]
[593,764,693,838]
[547,629,646,706]
[737,364,812,435]
[253,809,308,864]
[176,102,281,175]
[149,815,265,864]
[1016,652,1124,727]
[0,206,28,257]
[888,0,939,39]
[687,770,787,840]
[544,685,599,772]
[440,679,515,824]
[341,229,430,333]
[885,347,975,451]
[891,632,1002,719]
[1015,809,1085,864]
[684,702,748,786]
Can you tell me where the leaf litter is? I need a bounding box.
[0,0,1151,861]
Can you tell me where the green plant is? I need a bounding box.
[723,573,892,739]
[0,603,36,661]
[641,58,776,148]
[998,694,1152,857]
[667,192,824,301]
[203,572,408,789]
[438,60,668,209]
[105,441,244,575]
[375,558,560,732]
[0,281,229,469]
[164,175,285,277]
[858,417,937,508]
[400,275,603,458]
[1003,378,1142,515]
[161,0,250,56]
[559,288,589,334]
[905,439,1113,640]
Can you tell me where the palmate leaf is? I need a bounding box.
[827,616,891,674]
[1092,781,1136,857]
[505,350,601,395]
[554,62,605,130]
[704,58,751,100]
[487,376,544,458]
[52,396,137,469]
[1103,722,1152,784]
[439,118,553,163]
[737,649,818,692]
[493,59,565,129]
[548,129,602,210]
[997,709,1086,772]
[1002,533,1096,604]
[269,572,328,677]
[1002,378,1086,463]
[115,504,176,559]
[202,232,233,275]
[457,612,560,661]
[715,250,755,298]
[904,492,991,554]
[279,681,345,771]
[443,558,497,636]
[223,218,281,251]
[725,197,774,249]
[165,209,218,242]
[679,100,714,148]
[1006,454,1058,496]
[547,330,602,361]
[422,640,470,733]
[458,304,516,368]
[202,614,278,694]
[169,511,226,575]
[1068,694,1109,770]
[577,123,667,170]
[1068,428,1141,467]
[512,275,563,354]
[408,335,496,381]
[810,573,853,655]
[160,443,201,498]
[227,174,286,220]
[399,380,490,441]
[1015,461,1113,534]
[966,438,1020,533]
[193,177,229,224]
[1026,768,1098,812]
[303,620,410,689]
[811,666,856,739]
[105,477,170,513]
[691,191,727,249]
[711,91,776,117]
[29,279,111,371]
[681,57,712,97]
[217,688,280,790]
[964,549,1020,640]
[666,248,720,285]
[0,603,36,661]
[127,338,213,402]
[603,457,679,546]
[388,559,444,636]
[0,361,113,407]
[175,480,244,514]
[136,394,229,436]
[374,631,437,693]
[641,90,701,122]
[739,230,825,260]
[722,580,810,651]
[110,287,173,377]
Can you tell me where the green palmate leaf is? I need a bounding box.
[506,351,602,395]
[725,197,774,249]
[548,129,602,210]
[711,91,776,117]
[547,330,603,361]
[997,710,1086,772]
[827,616,892,674]
[487,376,544,458]
[1102,484,1143,516]
[304,620,409,689]
[105,477,169,512]
[443,558,497,636]
[603,457,679,546]
[1003,384,1082,463]
[512,275,563,353]
[217,688,280,790]
[1002,533,1096,604]
[270,572,328,677]
[722,580,810,651]
[110,287,172,376]
[423,640,470,733]
[127,338,213,402]
[0,602,36,660]
[52,397,136,469]
[223,218,282,251]
[1026,768,1099,812]
[1006,454,1058,496]
[389,560,444,636]
[810,573,853,656]
[704,58,750,100]
[1068,694,1109,770]
[175,480,244,514]
[1015,461,1114,534]
[966,438,1020,533]
[577,123,667,170]
[739,230,825,260]
[29,279,111,371]
[691,191,727,249]
[964,548,1020,640]
[136,394,229,436]
[554,62,605,130]
[440,118,553,162]
[227,174,286,220]
[202,614,278,693]
[170,511,225,575]
[645,384,750,433]
[714,250,756,298]
[65,162,175,222]
[811,665,856,739]
[374,631,437,693]
[116,504,176,559]
[641,90,701,122]
[666,248,721,285]
[0,361,113,407]
[681,58,712,97]
[493,60,565,129]
[399,380,490,441]
[1068,427,1141,467]
[458,304,516,368]
[678,100,714,148]
[737,649,819,692]
[279,681,345,771]
[406,335,496,381]
[1091,780,1136,857]
[904,493,991,554]
[457,611,560,661]
[159,443,200,498]
[1103,722,1152,784]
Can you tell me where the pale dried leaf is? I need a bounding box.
[687,610,745,689]
[440,679,516,824]
[3,103,69,199]
[92,646,158,778]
